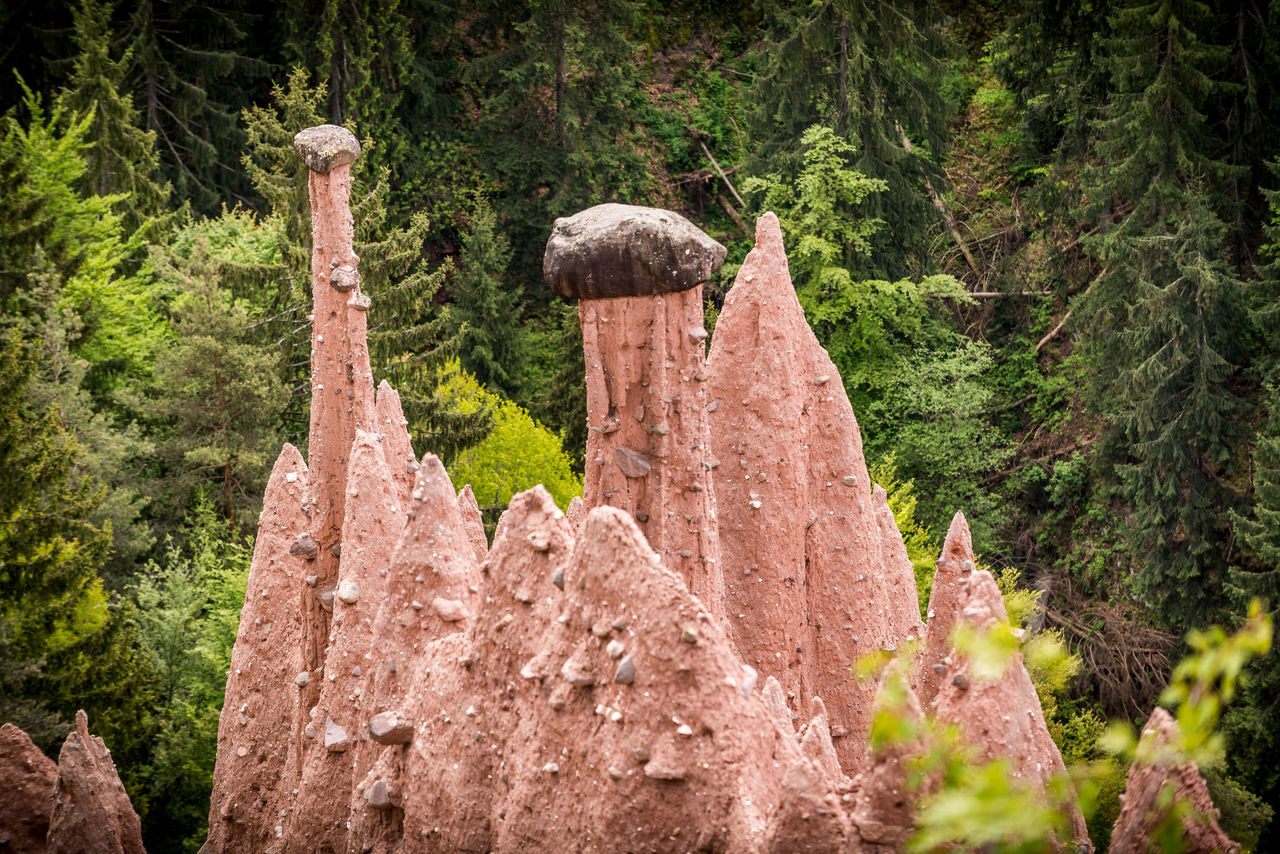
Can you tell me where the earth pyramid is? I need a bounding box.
[0,126,1241,854]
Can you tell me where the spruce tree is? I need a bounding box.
[148,238,286,530]
[1082,0,1246,626]
[58,0,170,233]
[467,0,652,270]
[124,0,267,213]
[747,0,954,278]
[452,197,522,398]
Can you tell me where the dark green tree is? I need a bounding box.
[123,0,268,213]
[1080,0,1246,625]
[58,0,170,232]
[275,0,471,224]
[451,197,522,397]
[467,0,652,263]
[747,0,954,278]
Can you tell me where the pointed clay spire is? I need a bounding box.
[375,380,417,505]
[455,483,489,565]
[762,675,796,737]
[348,454,482,849]
[918,511,975,708]
[298,124,378,730]
[872,484,927,642]
[47,711,144,854]
[707,212,922,772]
[1109,707,1238,854]
[933,569,1088,847]
[288,431,401,854]
[204,444,308,853]
[546,204,726,620]
[765,756,855,853]
[468,503,816,851]
[565,494,586,535]
[0,722,58,852]
[799,697,845,786]
[396,486,575,852]
[851,675,926,846]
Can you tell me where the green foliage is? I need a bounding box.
[58,0,171,233]
[452,197,522,398]
[148,231,286,529]
[3,86,166,378]
[130,498,254,853]
[746,124,1010,542]
[442,366,583,522]
[747,0,954,278]
[869,457,938,617]
[1076,0,1248,627]
[121,0,265,214]
[0,326,153,763]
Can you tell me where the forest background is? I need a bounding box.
[1,0,1279,850]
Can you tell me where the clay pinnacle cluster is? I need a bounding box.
[0,128,1239,854]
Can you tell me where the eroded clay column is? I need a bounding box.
[543,204,726,610]
[293,125,377,693]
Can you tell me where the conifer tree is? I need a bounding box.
[467,0,652,269]
[747,0,953,278]
[148,238,286,530]
[275,0,465,224]
[452,197,522,398]
[124,0,266,213]
[1082,0,1246,626]
[58,0,170,232]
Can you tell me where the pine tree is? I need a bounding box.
[58,0,171,233]
[452,198,522,398]
[991,0,1113,161]
[276,0,465,224]
[747,0,954,278]
[1230,161,1280,600]
[1081,0,1246,626]
[148,237,286,530]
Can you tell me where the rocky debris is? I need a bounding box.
[292,124,361,174]
[557,206,726,618]
[203,444,308,853]
[918,511,975,708]
[47,711,144,854]
[932,568,1088,847]
[0,723,57,853]
[456,483,489,563]
[1109,707,1239,854]
[543,203,726,299]
[707,212,922,772]
[368,711,414,745]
